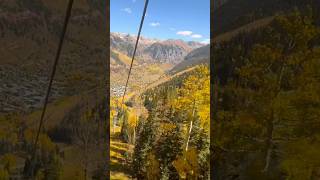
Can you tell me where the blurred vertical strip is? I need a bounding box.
[106,0,110,179]
[210,0,212,179]
[210,0,215,179]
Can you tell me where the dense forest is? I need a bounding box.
[111,65,210,179]
[212,8,320,179]
[0,91,108,179]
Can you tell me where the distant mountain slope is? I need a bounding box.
[170,45,210,74]
[110,32,155,59]
[144,40,192,64]
[110,33,203,96]
[110,32,204,64]
[214,16,274,43]
[213,0,316,35]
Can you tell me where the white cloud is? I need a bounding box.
[121,8,132,14]
[191,34,203,38]
[176,31,193,36]
[201,39,210,44]
[150,22,160,27]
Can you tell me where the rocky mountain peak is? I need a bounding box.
[110,32,205,64]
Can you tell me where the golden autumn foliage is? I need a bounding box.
[173,148,200,179]
[128,112,138,129]
[174,65,210,131]
[281,137,320,179]
[159,123,177,133]
[115,64,210,179]
[24,130,55,153]
[1,153,17,173]
[146,152,161,180]
[0,169,9,180]
[212,8,320,179]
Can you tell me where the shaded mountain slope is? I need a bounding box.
[0,0,107,113]
[213,0,317,35]
[170,45,210,74]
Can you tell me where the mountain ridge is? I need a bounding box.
[110,32,205,64]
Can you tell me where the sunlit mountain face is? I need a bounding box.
[110,32,208,98]
[110,32,204,64]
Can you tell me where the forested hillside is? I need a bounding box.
[0,0,108,179]
[0,0,107,113]
[110,65,210,179]
[212,7,320,179]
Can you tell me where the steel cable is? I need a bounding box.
[27,0,74,177]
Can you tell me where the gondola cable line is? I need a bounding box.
[116,0,149,121]
[27,0,74,178]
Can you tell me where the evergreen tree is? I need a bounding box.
[120,109,130,142]
[132,116,157,179]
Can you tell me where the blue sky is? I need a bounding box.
[111,0,210,44]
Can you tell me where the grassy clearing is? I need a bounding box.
[110,127,134,180]
[26,95,80,130]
